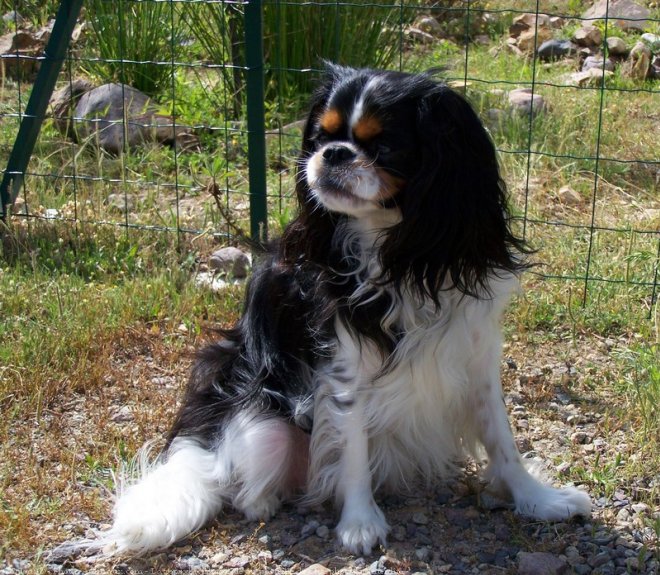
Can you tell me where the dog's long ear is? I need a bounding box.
[280,70,340,268]
[380,85,529,301]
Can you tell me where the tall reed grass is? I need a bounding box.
[86,0,185,96]
[182,1,416,118]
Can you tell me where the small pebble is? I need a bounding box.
[315,524,330,539]
[257,534,271,546]
[298,564,331,575]
[370,560,385,575]
[412,512,428,525]
[301,519,320,538]
[414,547,432,562]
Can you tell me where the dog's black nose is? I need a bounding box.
[322,145,356,166]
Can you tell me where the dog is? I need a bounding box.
[81,64,591,557]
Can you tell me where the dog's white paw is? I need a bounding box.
[515,484,591,521]
[238,494,281,521]
[336,503,389,555]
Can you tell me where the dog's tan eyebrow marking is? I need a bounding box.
[319,108,343,134]
[353,115,383,141]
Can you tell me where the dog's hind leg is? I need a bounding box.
[221,410,310,520]
[100,411,308,556]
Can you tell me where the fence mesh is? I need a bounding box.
[0,0,658,316]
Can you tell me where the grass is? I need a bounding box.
[1,0,659,568]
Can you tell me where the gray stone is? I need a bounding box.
[208,246,251,278]
[582,0,650,32]
[508,89,547,117]
[641,33,660,47]
[257,534,271,546]
[537,39,578,61]
[412,512,428,525]
[49,82,198,153]
[566,68,614,87]
[607,36,628,56]
[106,193,136,214]
[588,551,612,568]
[518,551,569,575]
[582,56,615,72]
[176,557,209,571]
[315,524,330,538]
[414,16,443,38]
[110,405,134,423]
[406,27,435,45]
[370,560,385,575]
[414,547,432,562]
[300,519,320,538]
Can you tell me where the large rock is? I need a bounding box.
[622,41,652,80]
[0,20,82,80]
[208,246,251,278]
[0,30,42,79]
[582,55,615,72]
[537,39,578,61]
[582,0,650,32]
[573,25,602,48]
[413,16,444,38]
[405,27,436,45]
[49,82,198,154]
[606,36,628,56]
[509,13,552,38]
[516,26,554,53]
[508,89,547,117]
[565,68,614,87]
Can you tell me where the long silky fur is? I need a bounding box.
[58,65,591,559]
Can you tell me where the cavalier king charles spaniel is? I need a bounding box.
[79,64,591,556]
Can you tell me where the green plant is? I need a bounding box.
[182,1,416,121]
[85,0,186,96]
[615,344,660,441]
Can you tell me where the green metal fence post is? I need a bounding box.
[0,0,84,220]
[244,0,268,245]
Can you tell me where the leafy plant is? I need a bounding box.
[182,1,417,120]
[85,0,186,96]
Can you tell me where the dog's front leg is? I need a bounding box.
[468,339,591,520]
[309,323,389,555]
[333,388,389,554]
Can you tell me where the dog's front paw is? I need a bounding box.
[336,502,389,555]
[515,484,591,521]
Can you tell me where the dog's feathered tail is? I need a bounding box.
[52,439,226,558]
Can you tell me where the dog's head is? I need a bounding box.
[282,64,528,300]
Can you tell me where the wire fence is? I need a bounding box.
[0,0,658,316]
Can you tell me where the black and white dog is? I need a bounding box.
[89,65,591,556]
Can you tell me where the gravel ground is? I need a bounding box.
[37,479,659,575]
[2,336,658,575]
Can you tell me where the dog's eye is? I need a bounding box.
[311,129,330,147]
